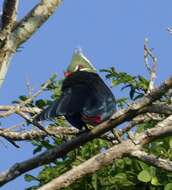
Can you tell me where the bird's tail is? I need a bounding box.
[33,100,61,122]
[33,107,50,122]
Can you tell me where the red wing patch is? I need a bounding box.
[82,115,101,125]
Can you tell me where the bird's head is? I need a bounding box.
[64,49,96,77]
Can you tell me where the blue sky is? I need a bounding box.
[0,1,172,189]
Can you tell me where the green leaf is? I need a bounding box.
[148,166,156,177]
[112,79,120,86]
[35,99,48,108]
[138,75,149,90]
[50,73,57,81]
[169,138,172,148]
[25,185,39,190]
[137,170,152,183]
[115,159,125,169]
[151,176,160,186]
[115,173,127,180]
[164,183,172,190]
[19,95,28,101]
[24,174,38,182]
[41,140,54,149]
[129,86,135,100]
[124,157,132,165]
[33,146,42,154]
[139,161,149,170]
[116,97,128,108]
[133,93,144,100]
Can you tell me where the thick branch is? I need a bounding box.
[12,0,62,48]
[0,0,19,87]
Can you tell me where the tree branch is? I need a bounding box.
[135,115,172,145]
[131,150,172,171]
[142,103,172,115]
[37,115,172,190]
[0,126,78,141]
[0,78,51,118]
[144,38,157,93]
[0,0,62,88]
[12,0,62,48]
[0,105,40,116]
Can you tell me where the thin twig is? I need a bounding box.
[25,77,33,98]
[0,78,51,119]
[144,38,157,93]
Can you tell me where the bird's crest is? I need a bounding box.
[66,49,97,74]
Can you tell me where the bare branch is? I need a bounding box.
[12,0,62,48]
[131,150,172,171]
[25,77,34,98]
[21,78,52,106]
[0,126,78,141]
[0,105,40,117]
[135,115,172,145]
[16,111,54,137]
[144,38,157,93]
[143,103,172,115]
[0,78,51,118]
[119,115,152,135]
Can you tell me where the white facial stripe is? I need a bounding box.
[74,65,79,71]
[79,67,90,71]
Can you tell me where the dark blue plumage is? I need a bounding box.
[35,71,116,130]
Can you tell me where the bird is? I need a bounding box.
[34,50,116,130]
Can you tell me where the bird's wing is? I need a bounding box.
[82,74,116,118]
[35,85,90,121]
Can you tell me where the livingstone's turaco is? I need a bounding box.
[35,50,116,130]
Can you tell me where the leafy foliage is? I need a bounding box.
[100,67,149,100]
